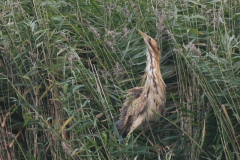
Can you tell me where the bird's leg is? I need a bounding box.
[125,117,144,145]
[125,132,132,145]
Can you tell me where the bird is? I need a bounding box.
[116,29,166,138]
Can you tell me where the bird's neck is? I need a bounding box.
[145,51,161,83]
[143,51,165,96]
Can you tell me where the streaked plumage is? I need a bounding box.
[116,30,166,136]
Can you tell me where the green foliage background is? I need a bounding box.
[1,0,240,159]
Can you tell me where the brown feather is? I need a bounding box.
[116,30,166,136]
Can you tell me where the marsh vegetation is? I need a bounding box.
[1,0,240,159]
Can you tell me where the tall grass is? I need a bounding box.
[1,0,240,159]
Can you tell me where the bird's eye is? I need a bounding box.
[148,37,151,42]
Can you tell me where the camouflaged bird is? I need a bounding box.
[116,30,166,136]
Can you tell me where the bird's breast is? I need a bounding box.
[142,80,166,121]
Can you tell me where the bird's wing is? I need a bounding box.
[116,87,152,135]
[116,87,143,135]
[125,96,148,122]
[124,87,143,100]
[119,97,148,136]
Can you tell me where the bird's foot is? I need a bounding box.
[141,130,146,137]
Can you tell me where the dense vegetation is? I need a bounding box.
[1,0,240,159]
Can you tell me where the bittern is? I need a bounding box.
[116,30,166,137]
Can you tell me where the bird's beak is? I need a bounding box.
[137,29,147,39]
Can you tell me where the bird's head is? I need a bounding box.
[138,29,160,57]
